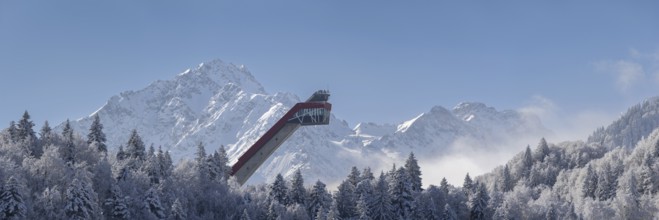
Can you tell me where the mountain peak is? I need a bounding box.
[452,102,492,113]
[177,59,265,94]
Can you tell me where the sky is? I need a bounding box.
[1,1,659,142]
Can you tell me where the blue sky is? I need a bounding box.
[1,1,658,140]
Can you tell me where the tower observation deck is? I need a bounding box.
[231,90,332,185]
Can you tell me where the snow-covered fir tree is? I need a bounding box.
[308,180,331,218]
[143,187,166,219]
[463,173,474,195]
[104,184,130,220]
[125,129,146,161]
[289,169,306,206]
[347,166,361,187]
[335,180,357,219]
[7,121,17,143]
[582,164,598,199]
[405,152,423,192]
[356,195,371,220]
[87,114,107,153]
[468,182,489,220]
[61,119,76,165]
[270,174,289,205]
[39,120,53,147]
[65,176,100,220]
[370,173,393,220]
[169,198,186,220]
[0,176,26,219]
[16,111,35,142]
[361,167,374,182]
[389,167,415,219]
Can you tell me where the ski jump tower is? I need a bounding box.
[231,90,332,185]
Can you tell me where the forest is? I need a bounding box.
[2,99,659,220]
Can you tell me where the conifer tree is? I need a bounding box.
[469,183,489,220]
[87,114,107,153]
[61,120,76,165]
[314,206,326,220]
[39,121,53,146]
[195,142,206,169]
[463,173,473,195]
[0,176,26,219]
[7,121,17,142]
[35,187,64,219]
[615,172,642,219]
[270,174,289,205]
[266,201,280,220]
[142,154,162,184]
[327,200,340,220]
[104,184,130,219]
[335,180,357,219]
[534,138,550,162]
[157,146,173,179]
[126,129,146,161]
[370,173,393,220]
[169,198,186,220]
[65,178,99,220]
[424,197,440,220]
[17,111,36,142]
[143,187,165,219]
[638,163,654,195]
[147,144,155,157]
[596,165,616,201]
[216,145,230,180]
[439,177,449,195]
[356,195,371,220]
[405,152,423,192]
[348,166,361,187]
[499,165,513,192]
[441,203,457,220]
[361,167,375,182]
[390,167,415,219]
[308,180,331,218]
[522,145,533,178]
[116,145,126,161]
[355,179,374,202]
[206,151,222,182]
[582,164,597,199]
[289,169,306,205]
[62,119,74,141]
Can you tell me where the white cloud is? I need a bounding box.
[596,60,645,92]
[596,49,659,94]
[419,135,540,186]
[518,95,616,141]
[518,95,557,120]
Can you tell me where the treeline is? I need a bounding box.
[2,109,659,219]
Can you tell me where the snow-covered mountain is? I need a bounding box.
[65,59,551,185]
[365,103,550,160]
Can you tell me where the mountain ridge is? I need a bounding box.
[63,59,552,185]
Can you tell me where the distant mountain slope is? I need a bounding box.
[366,103,549,160]
[588,97,659,149]
[473,97,659,219]
[64,59,551,185]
